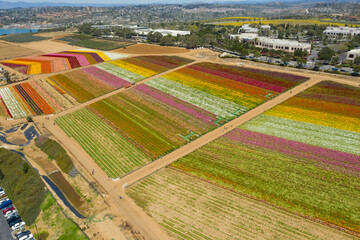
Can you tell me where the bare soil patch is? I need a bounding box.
[113,43,189,55]
[0,41,43,60]
[17,39,78,54]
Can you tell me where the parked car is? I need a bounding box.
[7,215,20,224]
[19,233,33,240]
[6,212,18,220]
[11,221,25,231]
[0,200,12,209]
[9,218,23,227]
[4,210,16,218]
[3,206,15,214]
[16,230,31,239]
[0,190,5,196]
[0,198,9,204]
[351,72,359,76]
[0,193,7,199]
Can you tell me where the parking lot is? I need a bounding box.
[0,212,15,239]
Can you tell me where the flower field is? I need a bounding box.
[55,62,308,178]
[127,168,356,240]
[241,81,360,155]
[47,56,193,103]
[0,49,126,75]
[0,80,77,118]
[160,81,360,235]
[151,62,308,119]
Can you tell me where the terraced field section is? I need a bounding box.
[127,168,356,240]
[0,48,126,75]
[0,80,77,119]
[47,56,193,103]
[55,63,308,178]
[135,81,359,238]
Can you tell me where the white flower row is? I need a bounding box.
[241,114,360,155]
[147,77,248,119]
[0,87,27,119]
[97,64,143,83]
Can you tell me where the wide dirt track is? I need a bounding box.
[1,42,360,240]
[0,40,43,61]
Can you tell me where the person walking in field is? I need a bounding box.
[92,169,95,175]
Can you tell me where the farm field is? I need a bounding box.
[127,168,356,240]
[114,43,190,54]
[55,62,308,178]
[0,48,126,75]
[0,80,76,119]
[48,55,193,103]
[0,41,42,61]
[158,81,360,236]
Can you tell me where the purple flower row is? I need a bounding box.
[225,129,360,173]
[135,84,216,123]
[189,64,286,93]
[82,66,130,89]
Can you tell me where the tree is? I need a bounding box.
[294,49,308,58]
[281,53,291,64]
[331,56,339,65]
[78,24,92,35]
[296,57,306,67]
[354,56,360,65]
[185,35,201,49]
[159,35,175,46]
[26,116,33,122]
[147,31,163,43]
[318,47,335,61]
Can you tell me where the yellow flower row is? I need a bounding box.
[67,50,111,62]
[265,105,360,133]
[164,72,264,109]
[110,60,157,78]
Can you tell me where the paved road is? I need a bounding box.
[0,214,14,240]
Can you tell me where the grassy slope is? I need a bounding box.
[1,32,50,43]
[37,193,88,240]
[0,148,48,225]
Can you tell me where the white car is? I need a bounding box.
[0,198,9,204]
[4,210,16,218]
[0,191,5,196]
[19,233,33,240]
[11,221,25,231]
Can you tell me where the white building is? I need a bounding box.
[346,49,360,61]
[134,28,190,37]
[229,33,311,53]
[238,24,258,34]
[260,25,271,30]
[324,26,360,40]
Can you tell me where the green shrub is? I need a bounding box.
[35,138,74,173]
[0,149,48,225]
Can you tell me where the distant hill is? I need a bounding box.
[0,0,354,9]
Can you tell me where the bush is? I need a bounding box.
[0,149,48,225]
[35,138,74,173]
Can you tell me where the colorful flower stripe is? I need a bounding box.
[45,53,90,67]
[10,86,34,116]
[97,63,144,83]
[238,67,309,82]
[178,67,273,99]
[0,87,27,118]
[1,49,126,75]
[121,58,168,73]
[147,77,246,119]
[21,82,54,114]
[32,81,63,111]
[137,55,192,69]
[14,84,43,115]
[189,64,287,93]
[111,60,157,78]
[265,105,359,133]
[49,74,95,102]
[281,97,360,119]
[135,84,217,123]
[0,96,12,118]
[195,62,307,90]
[240,114,360,155]
[225,129,360,174]
[164,71,263,109]
[1,62,28,74]
[82,67,130,88]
